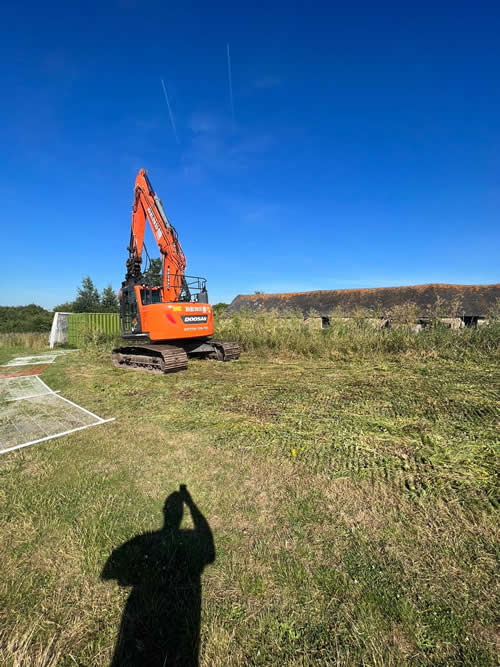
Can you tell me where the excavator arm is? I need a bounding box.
[126,169,187,302]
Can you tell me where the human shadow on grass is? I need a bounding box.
[102,485,215,667]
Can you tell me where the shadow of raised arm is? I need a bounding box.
[181,484,215,565]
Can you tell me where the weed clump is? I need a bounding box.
[0,332,49,349]
[215,310,500,362]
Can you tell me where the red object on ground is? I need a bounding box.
[0,364,51,379]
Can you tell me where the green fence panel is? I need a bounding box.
[67,313,121,345]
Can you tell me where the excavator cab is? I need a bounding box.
[120,286,142,336]
[139,287,162,306]
[119,281,214,342]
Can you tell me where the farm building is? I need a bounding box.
[228,283,500,328]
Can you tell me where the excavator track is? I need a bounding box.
[112,344,188,374]
[112,339,240,374]
[210,340,241,361]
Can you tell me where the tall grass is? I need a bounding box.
[0,623,61,667]
[215,310,500,361]
[0,332,49,349]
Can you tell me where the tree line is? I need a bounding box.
[0,304,54,333]
[0,278,119,334]
[2,274,230,334]
[54,277,119,313]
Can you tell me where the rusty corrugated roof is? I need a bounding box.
[227,284,500,317]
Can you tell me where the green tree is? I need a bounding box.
[100,285,119,312]
[73,276,101,313]
[0,305,53,333]
[144,258,162,287]
[53,301,75,312]
[213,302,229,317]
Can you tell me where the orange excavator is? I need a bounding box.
[112,169,240,373]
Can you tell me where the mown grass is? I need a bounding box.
[0,325,498,665]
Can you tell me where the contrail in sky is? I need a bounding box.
[160,78,180,144]
[226,43,234,122]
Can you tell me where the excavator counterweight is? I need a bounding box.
[112,169,240,373]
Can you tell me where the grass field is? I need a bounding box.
[0,326,498,665]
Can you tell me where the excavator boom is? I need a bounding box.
[126,169,187,302]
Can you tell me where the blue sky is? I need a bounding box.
[1,1,499,309]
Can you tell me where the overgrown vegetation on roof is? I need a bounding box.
[229,283,500,318]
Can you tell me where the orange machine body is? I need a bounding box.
[131,286,214,341]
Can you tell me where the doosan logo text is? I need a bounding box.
[182,315,208,324]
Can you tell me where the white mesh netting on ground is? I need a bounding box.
[0,350,77,368]
[0,376,114,454]
[1,375,53,400]
[0,355,58,367]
